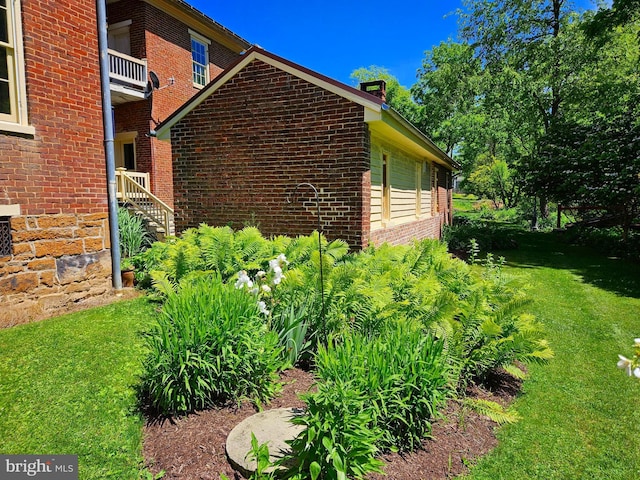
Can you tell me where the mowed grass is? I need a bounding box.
[0,297,156,480]
[465,230,640,479]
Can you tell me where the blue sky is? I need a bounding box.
[193,0,600,88]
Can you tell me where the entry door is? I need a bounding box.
[114,132,137,170]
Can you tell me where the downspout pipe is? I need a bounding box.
[96,0,122,290]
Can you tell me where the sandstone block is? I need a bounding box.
[0,272,39,295]
[12,243,32,255]
[13,228,74,242]
[37,215,77,229]
[28,258,56,271]
[9,217,27,230]
[39,271,56,287]
[0,264,24,277]
[56,251,110,285]
[35,239,84,258]
[83,237,105,253]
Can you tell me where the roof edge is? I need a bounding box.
[156,46,384,138]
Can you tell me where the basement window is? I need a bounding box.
[0,216,11,257]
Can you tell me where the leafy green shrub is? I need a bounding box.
[315,325,450,452]
[140,274,282,415]
[561,225,640,260]
[284,380,384,480]
[117,207,149,258]
[442,220,518,252]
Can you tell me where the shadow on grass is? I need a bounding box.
[494,229,640,299]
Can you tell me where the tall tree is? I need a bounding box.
[411,42,483,157]
[457,0,586,219]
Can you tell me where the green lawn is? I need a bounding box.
[465,231,640,479]
[0,297,156,480]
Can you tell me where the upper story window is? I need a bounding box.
[0,0,32,135]
[189,29,210,88]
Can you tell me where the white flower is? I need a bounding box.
[634,338,640,347]
[634,367,640,379]
[234,270,253,289]
[277,253,289,265]
[257,270,266,278]
[249,287,259,295]
[261,284,271,293]
[257,301,270,316]
[273,269,285,285]
[618,355,633,376]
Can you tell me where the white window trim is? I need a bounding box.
[188,29,210,88]
[0,0,33,135]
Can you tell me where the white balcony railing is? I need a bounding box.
[108,49,147,88]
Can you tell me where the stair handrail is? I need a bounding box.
[117,170,174,235]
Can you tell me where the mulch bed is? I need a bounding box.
[143,369,521,479]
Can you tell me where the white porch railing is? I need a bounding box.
[115,169,174,235]
[108,49,147,88]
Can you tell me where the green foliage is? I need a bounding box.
[283,380,384,480]
[448,262,554,387]
[442,220,519,252]
[140,274,282,415]
[270,301,314,368]
[316,326,450,452]
[118,207,150,258]
[460,398,521,426]
[560,225,640,260]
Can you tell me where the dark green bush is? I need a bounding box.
[442,221,519,252]
[141,274,282,415]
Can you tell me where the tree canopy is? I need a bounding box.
[351,0,640,229]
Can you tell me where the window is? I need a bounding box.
[189,29,210,88]
[431,164,439,215]
[415,163,422,217]
[382,154,390,222]
[0,0,31,134]
[0,216,11,257]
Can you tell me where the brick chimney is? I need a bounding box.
[359,80,386,103]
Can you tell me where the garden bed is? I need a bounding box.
[143,368,520,479]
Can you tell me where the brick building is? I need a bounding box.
[156,47,457,250]
[0,0,249,325]
[0,0,111,325]
[106,0,250,208]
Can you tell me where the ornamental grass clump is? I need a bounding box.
[140,274,282,416]
[315,323,450,452]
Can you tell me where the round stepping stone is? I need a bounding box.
[226,407,305,477]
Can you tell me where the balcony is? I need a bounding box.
[109,49,147,105]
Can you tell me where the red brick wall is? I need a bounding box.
[0,0,113,325]
[108,0,242,207]
[170,59,371,249]
[1,0,107,215]
[368,215,446,246]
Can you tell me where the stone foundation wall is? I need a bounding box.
[0,213,113,327]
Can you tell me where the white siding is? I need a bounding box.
[370,134,433,231]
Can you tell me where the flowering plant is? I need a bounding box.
[617,338,640,379]
[234,254,289,316]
